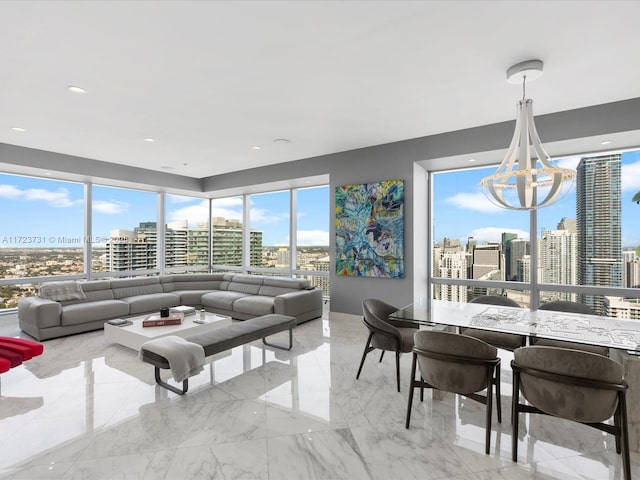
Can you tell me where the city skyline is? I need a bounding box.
[434,149,640,248]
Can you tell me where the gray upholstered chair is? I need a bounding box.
[511,346,630,480]
[406,330,501,454]
[461,295,526,351]
[533,300,609,356]
[356,298,418,392]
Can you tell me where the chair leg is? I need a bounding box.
[494,363,502,423]
[395,351,401,392]
[379,350,385,362]
[619,392,631,480]
[512,371,520,462]
[405,353,417,428]
[485,367,493,454]
[356,332,373,380]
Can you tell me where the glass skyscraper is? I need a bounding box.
[576,154,623,314]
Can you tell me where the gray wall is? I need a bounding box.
[2,98,640,316]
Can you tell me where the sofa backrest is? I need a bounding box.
[79,280,115,302]
[258,277,311,297]
[57,280,114,305]
[111,277,163,299]
[160,274,225,292]
[226,274,263,295]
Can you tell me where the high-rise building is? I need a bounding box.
[604,296,640,320]
[509,238,529,281]
[576,154,623,315]
[540,229,577,302]
[434,250,468,302]
[472,244,502,280]
[501,232,517,280]
[104,218,264,272]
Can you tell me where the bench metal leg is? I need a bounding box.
[262,327,293,350]
[154,366,189,395]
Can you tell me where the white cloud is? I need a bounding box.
[469,227,529,243]
[0,184,80,207]
[168,200,210,224]
[445,191,503,213]
[249,207,289,224]
[0,184,22,199]
[297,230,329,246]
[622,160,640,192]
[93,200,129,214]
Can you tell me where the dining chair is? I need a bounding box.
[356,298,418,392]
[533,300,609,356]
[461,295,526,351]
[406,330,501,454]
[511,346,630,480]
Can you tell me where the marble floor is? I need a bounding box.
[0,307,638,480]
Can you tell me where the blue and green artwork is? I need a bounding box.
[335,179,404,278]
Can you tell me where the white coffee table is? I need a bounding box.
[104,311,232,350]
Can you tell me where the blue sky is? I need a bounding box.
[433,150,640,248]
[0,150,638,249]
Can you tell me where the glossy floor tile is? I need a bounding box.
[0,307,638,479]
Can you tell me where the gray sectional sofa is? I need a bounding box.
[18,273,323,341]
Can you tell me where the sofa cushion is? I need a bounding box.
[61,280,114,305]
[122,293,181,315]
[111,277,163,299]
[160,274,225,292]
[262,277,310,289]
[37,281,86,302]
[232,295,275,316]
[61,300,129,326]
[258,285,299,297]
[201,291,251,310]
[227,281,262,295]
[169,290,210,306]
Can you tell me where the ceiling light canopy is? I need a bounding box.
[480,59,576,210]
[67,85,87,94]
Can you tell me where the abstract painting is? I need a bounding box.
[335,179,404,278]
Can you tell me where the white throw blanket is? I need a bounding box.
[139,336,205,383]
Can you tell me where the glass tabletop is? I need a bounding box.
[391,299,640,353]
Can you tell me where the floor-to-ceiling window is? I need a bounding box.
[248,190,290,272]
[211,196,244,271]
[0,173,84,307]
[165,194,210,273]
[296,186,330,297]
[91,185,158,276]
[430,149,640,318]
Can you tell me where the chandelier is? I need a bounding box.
[480,60,576,210]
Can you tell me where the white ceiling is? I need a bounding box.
[2,0,640,179]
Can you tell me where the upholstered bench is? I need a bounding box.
[140,314,296,394]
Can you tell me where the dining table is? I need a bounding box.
[390,299,640,353]
[390,298,640,452]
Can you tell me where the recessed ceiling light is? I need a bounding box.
[144,138,155,143]
[44,172,52,176]
[273,138,291,144]
[252,146,262,150]
[160,166,174,170]
[67,85,87,94]
[469,158,476,162]
[11,126,26,132]
[600,140,611,145]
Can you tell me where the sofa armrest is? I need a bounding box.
[18,296,62,329]
[274,288,323,317]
